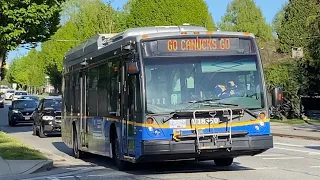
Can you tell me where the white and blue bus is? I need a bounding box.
[61,26,281,170]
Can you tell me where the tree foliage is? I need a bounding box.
[0,0,66,68]
[125,0,216,30]
[219,0,273,41]
[277,0,319,53]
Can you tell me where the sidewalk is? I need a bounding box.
[0,156,53,177]
[271,122,320,140]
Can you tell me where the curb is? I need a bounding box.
[272,133,320,141]
[24,160,54,174]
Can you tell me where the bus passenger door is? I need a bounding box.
[79,70,88,148]
[126,74,136,156]
[121,64,136,157]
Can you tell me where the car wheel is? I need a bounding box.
[39,124,47,138]
[32,124,37,136]
[214,158,234,167]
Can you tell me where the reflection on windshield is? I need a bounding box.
[44,100,62,110]
[15,92,27,95]
[144,55,264,113]
[13,101,37,109]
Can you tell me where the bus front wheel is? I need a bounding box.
[214,158,234,166]
[112,134,129,170]
[73,125,85,159]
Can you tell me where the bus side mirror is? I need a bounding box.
[272,87,283,106]
[127,62,140,75]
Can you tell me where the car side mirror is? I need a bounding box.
[272,87,283,107]
[35,108,38,112]
[8,106,12,110]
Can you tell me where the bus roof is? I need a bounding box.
[64,26,255,65]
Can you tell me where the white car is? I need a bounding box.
[5,89,15,100]
[12,91,28,100]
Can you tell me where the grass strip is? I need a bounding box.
[0,131,46,160]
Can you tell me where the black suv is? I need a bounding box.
[8,99,37,126]
[32,97,62,138]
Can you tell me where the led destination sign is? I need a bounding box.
[166,38,234,51]
[142,37,256,56]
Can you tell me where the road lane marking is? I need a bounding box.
[262,157,304,160]
[255,154,284,157]
[274,147,320,155]
[255,167,278,170]
[310,166,320,168]
[274,142,320,147]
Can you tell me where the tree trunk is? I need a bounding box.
[0,48,7,74]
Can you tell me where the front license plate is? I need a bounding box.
[24,116,31,120]
[169,120,186,128]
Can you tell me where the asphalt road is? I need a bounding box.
[0,100,320,180]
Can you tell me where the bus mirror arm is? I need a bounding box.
[127,61,140,75]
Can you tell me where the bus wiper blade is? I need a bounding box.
[162,111,178,123]
[213,102,258,118]
[162,99,222,123]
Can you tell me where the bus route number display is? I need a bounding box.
[160,38,240,52]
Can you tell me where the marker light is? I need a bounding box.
[194,32,200,35]
[181,32,187,35]
[146,117,154,124]
[243,32,250,36]
[141,35,149,39]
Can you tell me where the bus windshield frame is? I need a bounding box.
[141,37,265,114]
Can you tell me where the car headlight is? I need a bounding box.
[42,116,54,120]
[12,110,20,113]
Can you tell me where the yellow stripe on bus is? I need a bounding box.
[64,115,269,129]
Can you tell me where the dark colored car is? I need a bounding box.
[8,99,37,126]
[32,97,62,138]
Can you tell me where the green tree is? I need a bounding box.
[277,0,319,53]
[218,0,273,41]
[272,3,288,34]
[124,0,216,30]
[0,0,66,69]
[40,0,118,91]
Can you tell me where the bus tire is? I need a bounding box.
[73,125,84,159]
[112,133,129,171]
[214,158,234,166]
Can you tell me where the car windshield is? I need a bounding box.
[21,96,39,101]
[12,100,37,109]
[44,99,62,110]
[15,92,27,95]
[144,55,265,113]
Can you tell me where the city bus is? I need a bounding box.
[61,26,281,170]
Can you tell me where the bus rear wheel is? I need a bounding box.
[214,158,234,166]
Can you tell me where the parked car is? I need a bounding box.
[12,91,28,100]
[0,94,4,108]
[32,97,62,138]
[8,99,37,126]
[5,89,15,100]
[18,95,40,106]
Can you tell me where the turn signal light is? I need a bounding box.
[146,117,154,124]
[259,112,266,120]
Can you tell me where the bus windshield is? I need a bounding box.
[144,55,264,114]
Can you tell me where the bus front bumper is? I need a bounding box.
[138,135,273,162]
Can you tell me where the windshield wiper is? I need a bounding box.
[207,102,258,119]
[162,99,223,123]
